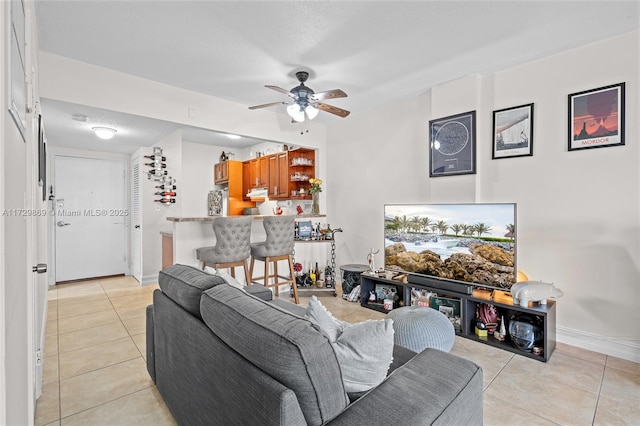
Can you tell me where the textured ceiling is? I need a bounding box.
[35,1,640,153]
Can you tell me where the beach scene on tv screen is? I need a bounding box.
[384,203,516,289]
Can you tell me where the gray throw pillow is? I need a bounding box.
[305,296,395,393]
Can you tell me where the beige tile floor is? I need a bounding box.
[37,276,640,425]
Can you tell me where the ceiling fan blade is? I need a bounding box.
[265,85,296,98]
[315,102,350,118]
[248,101,288,110]
[311,89,347,101]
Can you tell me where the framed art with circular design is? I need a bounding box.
[429,111,476,177]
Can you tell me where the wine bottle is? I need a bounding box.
[144,155,166,161]
[145,162,166,168]
[155,184,177,190]
[154,198,176,204]
[315,262,320,281]
[154,191,176,197]
[309,265,316,285]
[148,169,168,176]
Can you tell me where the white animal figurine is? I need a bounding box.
[510,281,564,307]
[367,248,379,272]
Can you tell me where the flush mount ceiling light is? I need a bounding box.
[92,127,117,140]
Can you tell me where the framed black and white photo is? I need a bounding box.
[429,111,476,177]
[568,83,625,151]
[492,103,534,159]
[6,0,27,141]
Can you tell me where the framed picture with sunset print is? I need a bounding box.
[492,103,534,159]
[568,83,625,151]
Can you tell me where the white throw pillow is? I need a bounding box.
[305,296,394,393]
[305,295,349,341]
[212,269,245,291]
[333,318,395,393]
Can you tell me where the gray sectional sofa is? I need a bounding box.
[146,264,483,425]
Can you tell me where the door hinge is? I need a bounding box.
[35,350,42,366]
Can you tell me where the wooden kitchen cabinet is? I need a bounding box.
[214,161,230,184]
[242,148,316,200]
[246,157,269,189]
[259,156,269,188]
[287,148,315,199]
[215,160,255,215]
[242,161,251,200]
[268,152,289,198]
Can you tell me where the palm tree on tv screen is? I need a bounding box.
[473,223,491,237]
[451,224,464,236]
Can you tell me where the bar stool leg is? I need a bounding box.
[273,260,279,296]
[242,261,250,286]
[288,255,299,304]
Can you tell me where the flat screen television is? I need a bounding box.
[384,203,516,292]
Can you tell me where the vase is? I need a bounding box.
[312,192,320,215]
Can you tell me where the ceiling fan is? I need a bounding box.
[249,71,350,122]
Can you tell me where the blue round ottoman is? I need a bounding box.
[387,306,455,352]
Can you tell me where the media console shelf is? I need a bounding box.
[360,273,556,362]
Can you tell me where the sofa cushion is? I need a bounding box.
[200,285,349,426]
[245,284,273,301]
[159,264,226,318]
[305,296,395,394]
[333,319,395,393]
[305,295,350,341]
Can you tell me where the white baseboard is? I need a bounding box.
[140,274,159,286]
[557,325,640,363]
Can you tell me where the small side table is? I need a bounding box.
[340,264,370,299]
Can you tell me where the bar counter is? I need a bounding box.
[166,214,325,222]
[165,215,327,269]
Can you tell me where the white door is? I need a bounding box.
[130,159,142,282]
[3,122,35,425]
[54,156,127,282]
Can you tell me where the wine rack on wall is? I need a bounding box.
[145,147,177,205]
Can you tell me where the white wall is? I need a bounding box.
[181,141,232,217]
[327,30,640,362]
[139,130,182,283]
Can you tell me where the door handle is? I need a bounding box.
[32,263,47,274]
[134,225,140,229]
[57,221,71,227]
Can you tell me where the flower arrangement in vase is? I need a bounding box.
[309,178,322,214]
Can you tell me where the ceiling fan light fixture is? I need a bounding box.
[305,105,319,120]
[287,104,305,122]
[92,127,117,140]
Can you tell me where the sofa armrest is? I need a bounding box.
[327,348,483,426]
[145,304,156,383]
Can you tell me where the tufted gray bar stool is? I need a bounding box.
[196,216,253,283]
[249,215,299,304]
